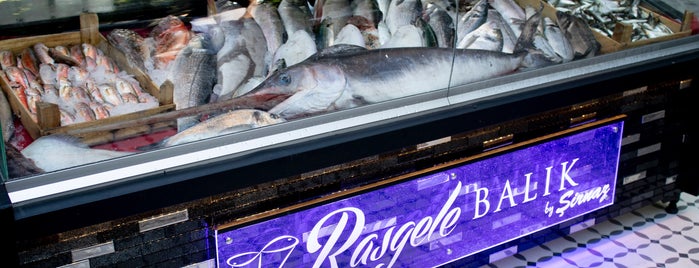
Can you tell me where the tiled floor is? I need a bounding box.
[484,192,699,268]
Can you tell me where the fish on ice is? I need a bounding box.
[142,109,285,149]
[21,134,133,172]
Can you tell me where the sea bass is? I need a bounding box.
[214,9,270,97]
[239,45,526,119]
[107,28,151,71]
[170,34,218,131]
[423,3,455,48]
[145,109,285,148]
[21,134,133,172]
[249,1,287,73]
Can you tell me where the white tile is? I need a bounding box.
[489,192,699,268]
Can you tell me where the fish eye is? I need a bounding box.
[278,73,291,86]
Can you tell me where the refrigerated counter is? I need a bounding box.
[1,2,699,267]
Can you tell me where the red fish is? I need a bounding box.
[151,15,192,69]
[89,102,111,119]
[33,43,54,65]
[4,67,30,115]
[0,50,16,70]
[75,102,96,122]
[69,45,86,66]
[17,48,40,76]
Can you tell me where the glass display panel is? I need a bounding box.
[0,0,695,201]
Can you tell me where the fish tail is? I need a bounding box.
[512,6,556,69]
[136,140,165,151]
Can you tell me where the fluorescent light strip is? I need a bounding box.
[8,98,449,203]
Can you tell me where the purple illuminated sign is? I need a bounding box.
[216,119,624,268]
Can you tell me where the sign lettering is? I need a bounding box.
[216,120,623,267]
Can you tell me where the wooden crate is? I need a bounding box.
[606,8,694,51]
[0,13,175,145]
[515,0,692,54]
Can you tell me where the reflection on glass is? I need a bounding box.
[1,0,605,179]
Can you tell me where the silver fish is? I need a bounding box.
[107,28,151,71]
[315,0,354,49]
[249,1,287,71]
[423,3,456,48]
[422,0,456,13]
[170,34,218,132]
[385,0,423,36]
[487,9,517,53]
[556,10,600,59]
[241,18,269,77]
[21,134,133,172]
[347,15,382,49]
[515,7,558,68]
[214,17,267,100]
[489,0,526,37]
[317,17,339,49]
[215,0,243,12]
[457,20,504,51]
[214,18,251,100]
[456,0,488,44]
[150,109,285,148]
[272,30,318,72]
[381,24,426,48]
[316,0,354,37]
[241,45,526,119]
[335,24,367,47]
[351,0,383,28]
[543,17,574,62]
[277,0,315,41]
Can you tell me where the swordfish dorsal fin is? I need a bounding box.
[313,44,368,58]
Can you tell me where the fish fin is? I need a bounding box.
[513,5,557,69]
[42,134,90,149]
[314,44,368,58]
[268,58,287,77]
[222,125,254,133]
[136,140,166,151]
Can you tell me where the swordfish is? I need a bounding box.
[237,45,527,119]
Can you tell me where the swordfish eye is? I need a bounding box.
[278,73,291,86]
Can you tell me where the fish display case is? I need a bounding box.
[1,0,699,267]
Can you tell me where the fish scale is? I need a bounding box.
[171,35,218,132]
[107,29,150,71]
